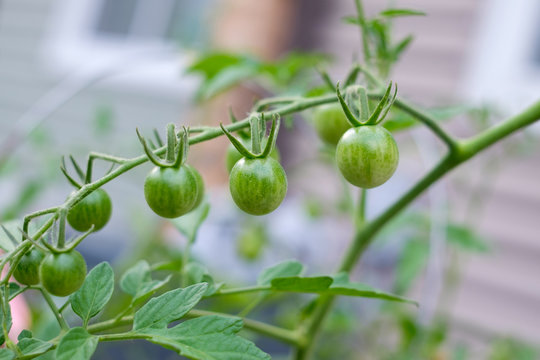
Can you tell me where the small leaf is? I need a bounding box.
[0,349,14,360]
[0,220,22,251]
[71,262,114,327]
[447,224,489,253]
[120,260,171,304]
[394,239,429,294]
[133,283,207,331]
[18,337,53,356]
[17,329,32,341]
[55,328,98,360]
[393,35,414,59]
[379,8,426,17]
[202,65,260,99]
[257,260,305,286]
[142,315,270,360]
[120,260,152,297]
[170,203,210,243]
[271,276,333,292]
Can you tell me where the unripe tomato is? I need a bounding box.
[336,126,399,188]
[225,139,280,173]
[186,165,205,210]
[229,157,287,215]
[67,189,112,232]
[40,250,87,297]
[13,248,45,285]
[144,166,199,218]
[312,103,352,145]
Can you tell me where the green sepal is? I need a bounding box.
[219,124,257,159]
[259,114,280,158]
[336,83,362,127]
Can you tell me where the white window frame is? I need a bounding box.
[462,0,540,119]
[42,0,199,97]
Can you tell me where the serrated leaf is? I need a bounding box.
[71,262,114,327]
[142,315,270,360]
[379,8,426,17]
[133,276,172,304]
[257,260,305,286]
[55,328,98,360]
[271,276,333,292]
[18,337,53,356]
[0,349,14,360]
[170,203,210,243]
[133,283,207,331]
[184,263,221,296]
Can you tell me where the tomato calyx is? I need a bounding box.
[220,113,280,160]
[137,123,189,169]
[336,81,397,127]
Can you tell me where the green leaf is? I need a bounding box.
[142,315,270,360]
[379,8,426,17]
[257,260,305,286]
[271,276,333,292]
[71,262,114,327]
[55,328,98,360]
[0,349,14,360]
[17,329,32,341]
[120,260,153,297]
[329,273,417,305]
[394,239,429,294]
[120,260,171,304]
[187,53,247,79]
[393,35,414,59]
[447,224,489,253]
[133,283,208,331]
[202,65,260,99]
[184,263,223,297]
[18,337,53,356]
[170,203,210,243]
[269,274,416,305]
[0,219,21,251]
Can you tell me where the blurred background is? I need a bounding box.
[0,0,539,359]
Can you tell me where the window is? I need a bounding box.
[44,0,212,95]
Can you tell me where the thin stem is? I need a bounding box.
[354,0,372,65]
[213,285,271,296]
[181,239,192,288]
[355,188,367,228]
[389,97,458,151]
[87,308,302,346]
[56,209,67,249]
[37,286,69,331]
[23,207,59,235]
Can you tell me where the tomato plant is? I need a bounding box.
[0,2,538,360]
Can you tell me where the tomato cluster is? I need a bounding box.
[13,247,87,297]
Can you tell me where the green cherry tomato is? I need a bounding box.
[67,189,112,232]
[187,165,205,209]
[40,250,87,297]
[13,248,45,285]
[144,165,199,218]
[225,139,280,173]
[312,103,352,145]
[336,126,399,188]
[229,157,287,216]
